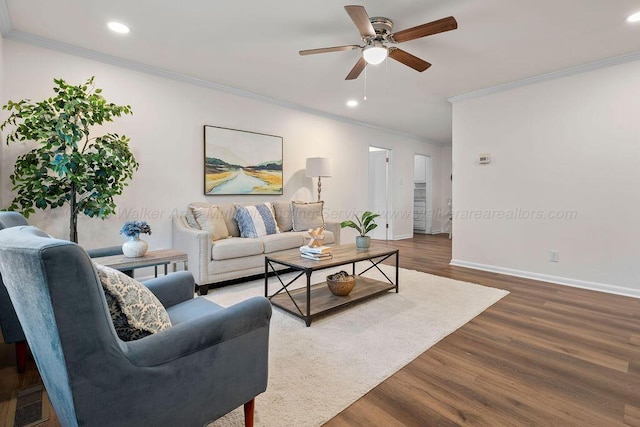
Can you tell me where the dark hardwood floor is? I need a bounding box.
[325,234,640,426]
[1,234,639,426]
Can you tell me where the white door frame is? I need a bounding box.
[368,146,391,240]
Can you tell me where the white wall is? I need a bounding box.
[0,39,446,249]
[451,59,640,296]
[436,146,452,233]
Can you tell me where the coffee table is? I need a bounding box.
[264,244,399,326]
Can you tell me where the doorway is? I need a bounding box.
[413,154,432,234]
[368,146,390,240]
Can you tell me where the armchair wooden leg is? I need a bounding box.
[197,284,209,296]
[243,399,255,427]
[15,341,27,373]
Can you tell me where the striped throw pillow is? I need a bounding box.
[234,203,279,238]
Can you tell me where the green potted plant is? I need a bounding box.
[340,211,380,249]
[1,76,138,242]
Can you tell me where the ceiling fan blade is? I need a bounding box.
[389,48,431,72]
[392,16,458,43]
[344,5,375,37]
[299,45,361,56]
[345,57,367,80]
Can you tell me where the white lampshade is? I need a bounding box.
[363,44,387,65]
[305,157,332,177]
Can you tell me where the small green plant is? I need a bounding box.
[1,76,138,242]
[340,211,379,236]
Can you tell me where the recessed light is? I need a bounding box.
[627,11,640,23]
[346,100,358,107]
[107,21,131,34]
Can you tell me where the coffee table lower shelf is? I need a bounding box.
[269,276,395,322]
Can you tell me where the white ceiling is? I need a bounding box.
[4,0,640,145]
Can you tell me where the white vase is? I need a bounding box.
[122,236,148,258]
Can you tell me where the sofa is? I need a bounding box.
[172,200,340,293]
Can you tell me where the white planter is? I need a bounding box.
[122,236,148,258]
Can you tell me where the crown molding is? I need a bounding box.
[0,0,11,36]
[3,28,441,147]
[448,50,640,103]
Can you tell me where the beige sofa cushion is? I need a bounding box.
[211,237,263,261]
[217,203,240,237]
[272,201,293,232]
[261,232,304,254]
[291,201,324,231]
[192,205,229,241]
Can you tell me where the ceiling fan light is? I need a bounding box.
[363,45,388,65]
[107,21,131,34]
[627,11,640,23]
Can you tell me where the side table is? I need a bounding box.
[93,249,188,278]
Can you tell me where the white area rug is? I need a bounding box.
[207,264,508,427]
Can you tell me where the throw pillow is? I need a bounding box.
[234,203,279,238]
[273,200,293,232]
[291,201,324,231]
[217,203,240,237]
[184,205,201,229]
[95,264,172,341]
[192,205,229,241]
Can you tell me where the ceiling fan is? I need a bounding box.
[299,5,458,80]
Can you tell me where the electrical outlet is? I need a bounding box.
[549,250,560,263]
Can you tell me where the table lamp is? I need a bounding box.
[305,157,332,202]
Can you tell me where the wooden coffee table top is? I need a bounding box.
[265,243,398,271]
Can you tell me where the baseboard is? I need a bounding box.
[412,229,443,235]
[393,234,413,240]
[450,259,640,299]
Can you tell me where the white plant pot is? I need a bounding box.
[122,236,148,258]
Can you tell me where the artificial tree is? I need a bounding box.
[1,76,139,242]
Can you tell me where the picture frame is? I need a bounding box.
[203,125,283,195]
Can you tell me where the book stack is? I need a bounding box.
[299,245,333,261]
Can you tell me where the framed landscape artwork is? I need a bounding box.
[203,125,283,195]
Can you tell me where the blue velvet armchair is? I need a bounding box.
[0,226,272,427]
[0,211,129,372]
[0,212,29,371]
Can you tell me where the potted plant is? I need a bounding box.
[340,211,380,249]
[1,76,138,243]
[119,221,152,258]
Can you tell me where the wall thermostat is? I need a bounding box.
[478,153,491,164]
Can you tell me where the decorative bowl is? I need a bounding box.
[326,274,356,296]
